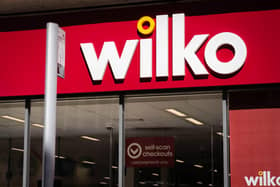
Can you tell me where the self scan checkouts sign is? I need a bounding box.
[126,137,174,167]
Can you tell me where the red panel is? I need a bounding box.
[230,108,280,187]
[0,29,46,96]
[1,9,280,97]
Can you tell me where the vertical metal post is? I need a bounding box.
[210,125,214,186]
[23,99,31,187]
[107,126,113,187]
[7,138,12,187]
[118,95,125,187]
[57,136,62,176]
[223,92,230,187]
[42,22,59,187]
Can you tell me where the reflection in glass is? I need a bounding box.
[125,94,223,187]
[30,97,119,187]
[0,101,25,187]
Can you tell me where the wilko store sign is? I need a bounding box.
[1,10,280,96]
[244,171,280,186]
[230,108,280,187]
[81,13,247,81]
[126,137,174,167]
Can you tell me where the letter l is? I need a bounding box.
[172,13,209,76]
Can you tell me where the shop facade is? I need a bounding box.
[0,2,280,187]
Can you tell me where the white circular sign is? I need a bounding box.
[127,142,142,159]
[205,32,247,75]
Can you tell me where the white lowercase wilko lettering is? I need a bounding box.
[244,171,280,186]
[81,13,247,81]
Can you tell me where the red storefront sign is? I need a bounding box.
[230,108,280,187]
[126,137,174,168]
[0,9,280,97]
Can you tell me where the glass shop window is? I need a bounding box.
[125,93,223,187]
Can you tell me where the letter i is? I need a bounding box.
[260,175,263,186]
[264,171,267,186]
[140,39,152,78]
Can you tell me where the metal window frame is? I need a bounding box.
[118,95,125,187]
[22,99,31,187]
[223,92,230,187]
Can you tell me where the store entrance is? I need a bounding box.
[125,93,223,187]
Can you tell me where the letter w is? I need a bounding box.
[81,40,138,81]
[244,176,259,186]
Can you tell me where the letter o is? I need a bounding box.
[276,177,280,186]
[204,32,247,75]
[137,16,155,35]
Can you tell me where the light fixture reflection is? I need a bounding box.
[55,155,66,159]
[165,109,187,117]
[82,160,96,165]
[216,132,223,136]
[32,123,44,128]
[185,117,204,125]
[2,115,45,128]
[11,147,24,152]
[112,165,118,169]
[176,159,184,163]
[81,136,101,142]
[193,164,204,168]
[2,115,24,123]
[152,173,159,176]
